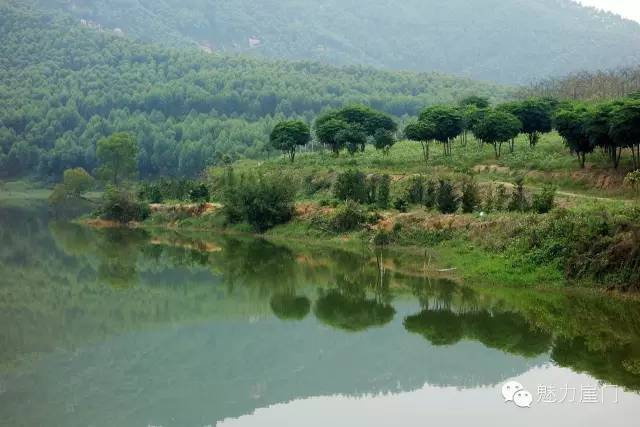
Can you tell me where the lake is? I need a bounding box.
[1,202,640,427]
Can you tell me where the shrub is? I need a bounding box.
[405,175,426,204]
[365,174,379,204]
[377,174,391,208]
[532,185,556,214]
[49,167,95,204]
[373,229,393,246]
[189,183,210,202]
[222,172,296,232]
[303,174,332,196]
[424,180,437,208]
[495,184,509,211]
[393,196,409,212]
[138,178,208,203]
[98,186,150,223]
[508,177,531,212]
[334,170,368,203]
[625,170,640,196]
[329,200,367,232]
[461,177,480,213]
[436,180,459,214]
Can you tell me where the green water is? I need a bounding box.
[1,202,640,426]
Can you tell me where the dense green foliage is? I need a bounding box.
[499,207,640,290]
[269,120,310,162]
[472,110,521,158]
[0,1,510,180]
[138,178,209,203]
[96,133,139,184]
[221,171,295,231]
[48,167,95,203]
[33,0,640,83]
[97,186,151,223]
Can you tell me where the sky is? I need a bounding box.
[574,0,640,22]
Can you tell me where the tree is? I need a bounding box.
[419,106,464,156]
[336,126,368,156]
[472,110,522,158]
[96,133,138,185]
[459,95,490,109]
[377,174,391,208]
[583,102,620,168]
[461,176,480,213]
[335,105,397,138]
[49,167,95,204]
[269,120,311,162]
[404,120,436,165]
[500,99,552,147]
[373,129,396,155]
[436,180,459,214]
[554,104,594,168]
[609,100,640,171]
[315,106,397,155]
[314,116,349,156]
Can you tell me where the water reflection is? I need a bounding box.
[1,203,640,426]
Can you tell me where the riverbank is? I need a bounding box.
[85,193,639,292]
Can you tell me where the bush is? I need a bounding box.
[98,186,150,223]
[436,180,459,214]
[334,170,368,203]
[49,167,95,204]
[461,177,479,213]
[625,170,640,196]
[329,200,367,232]
[138,178,207,203]
[424,180,437,208]
[222,172,296,232]
[393,197,409,212]
[303,174,332,196]
[377,174,391,208]
[532,185,556,214]
[189,183,210,202]
[494,184,509,211]
[405,175,426,204]
[373,229,393,246]
[508,177,531,212]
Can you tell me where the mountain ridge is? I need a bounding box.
[31,0,640,84]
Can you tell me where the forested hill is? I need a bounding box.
[32,0,640,84]
[0,1,511,180]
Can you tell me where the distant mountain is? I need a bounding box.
[33,0,640,83]
[0,1,511,179]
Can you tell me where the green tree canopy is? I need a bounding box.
[458,95,490,109]
[269,120,311,162]
[499,98,552,147]
[49,167,95,204]
[96,133,139,185]
[472,110,522,158]
[314,117,350,155]
[553,104,594,168]
[419,106,464,156]
[404,119,436,164]
[609,100,640,170]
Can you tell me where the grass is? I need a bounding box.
[224,132,640,201]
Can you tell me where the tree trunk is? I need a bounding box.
[289,149,295,163]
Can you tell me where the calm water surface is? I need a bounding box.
[1,202,640,427]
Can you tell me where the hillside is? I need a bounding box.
[32,0,640,83]
[0,1,511,180]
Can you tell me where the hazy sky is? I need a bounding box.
[575,0,640,22]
